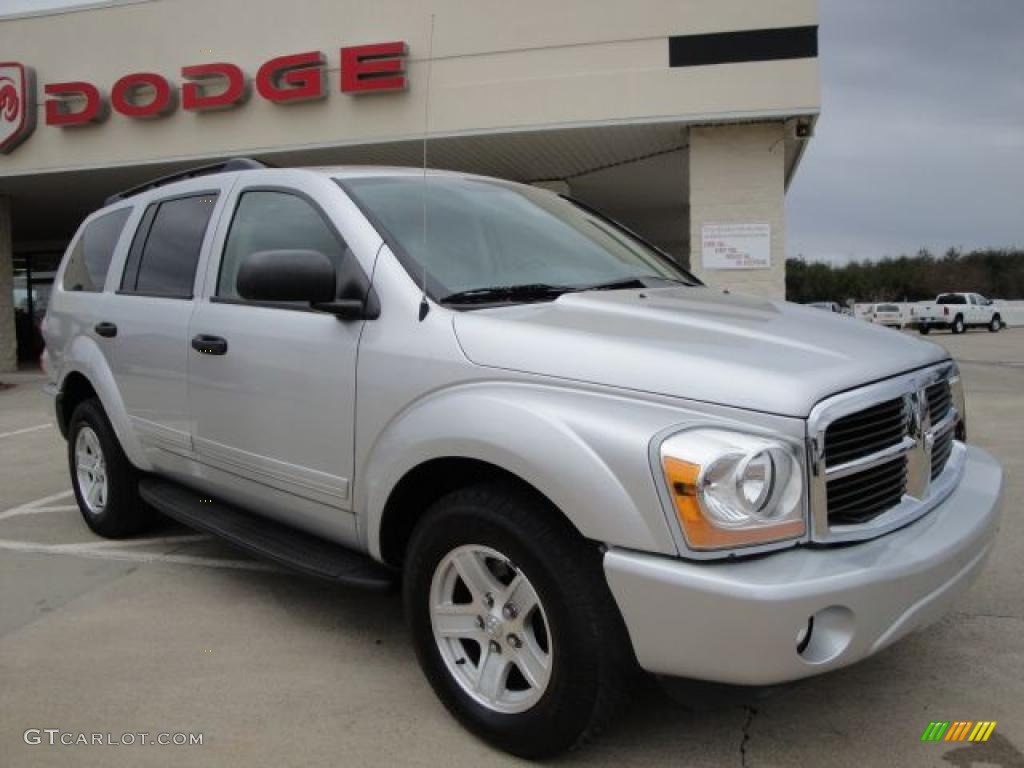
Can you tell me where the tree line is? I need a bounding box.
[785,248,1024,304]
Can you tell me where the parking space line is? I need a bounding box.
[0,423,53,439]
[0,490,75,521]
[0,538,280,573]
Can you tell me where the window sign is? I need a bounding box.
[701,222,771,270]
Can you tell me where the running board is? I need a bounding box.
[138,477,394,590]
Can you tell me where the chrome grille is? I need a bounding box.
[827,456,908,525]
[926,380,952,424]
[824,397,906,467]
[809,362,965,542]
[931,429,954,480]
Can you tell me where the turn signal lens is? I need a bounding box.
[660,430,805,551]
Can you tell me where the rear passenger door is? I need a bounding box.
[185,178,368,546]
[99,185,226,467]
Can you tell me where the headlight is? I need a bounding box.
[660,429,805,551]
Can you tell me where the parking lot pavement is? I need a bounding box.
[0,330,1021,768]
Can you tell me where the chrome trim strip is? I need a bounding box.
[930,409,958,438]
[826,436,916,480]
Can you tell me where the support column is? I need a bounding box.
[0,197,16,372]
[688,123,787,299]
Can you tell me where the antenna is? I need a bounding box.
[418,13,436,322]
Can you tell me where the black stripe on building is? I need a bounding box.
[669,26,818,68]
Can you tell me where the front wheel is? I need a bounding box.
[403,483,634,758]
[989,315,1002,332]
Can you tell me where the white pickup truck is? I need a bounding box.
[910,293,1003,335]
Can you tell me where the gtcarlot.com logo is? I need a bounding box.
[24,729,203,747]
[921,721,997,743]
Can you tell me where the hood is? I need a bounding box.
[451,286,949,418]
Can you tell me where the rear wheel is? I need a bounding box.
[989,315,1002,332]
[951,315,965,334]
[918,325,930,335]
[68,398,153,538]
[403,483,633,758]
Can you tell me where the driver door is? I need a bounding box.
[186,181,365,546]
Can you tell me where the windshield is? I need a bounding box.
[340,176,698,303]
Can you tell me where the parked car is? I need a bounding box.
[910,293,1003,334]
[871,302,903,328]
[42,161,1003,758]
[807,300,843,313]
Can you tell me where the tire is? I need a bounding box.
[403,483,634,758]
[951,315,965,334]
[68,398,153,538]
[989,315,1002,332]
[918,326,930,335]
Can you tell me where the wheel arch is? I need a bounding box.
[56,337,152,470]
[361,384,681,566]
[377,457,564,567]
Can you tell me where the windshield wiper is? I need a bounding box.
[439,283,578,305]
[582,275,693,292]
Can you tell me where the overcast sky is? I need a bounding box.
[787,0,1024,264]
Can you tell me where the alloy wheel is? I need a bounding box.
[75,426,108,515]
[429,544,553,714]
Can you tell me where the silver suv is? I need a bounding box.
[42,160,1003,758]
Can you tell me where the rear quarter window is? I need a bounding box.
[61,208,132,292]
[121,194,218,298]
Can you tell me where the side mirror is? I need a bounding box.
[236,249,366,319]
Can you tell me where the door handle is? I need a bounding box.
[94,322,118,338]
[191,334,228,356]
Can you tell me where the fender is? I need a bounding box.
[360,382,706,561]
[59,334,152,471]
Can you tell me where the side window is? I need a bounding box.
[121,194,218,298]
[62,208,132,292]
[216,190,346,300]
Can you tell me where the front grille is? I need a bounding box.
[820,370,959,531]
[827,456,908,525]
[931,429,954,480]
[824,397,906,467]
[926,380,952,424]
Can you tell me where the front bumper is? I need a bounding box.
[604,446,1003,685]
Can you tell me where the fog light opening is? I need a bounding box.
[795,616,814,654]
[796,606,854,665]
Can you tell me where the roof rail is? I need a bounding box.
[104,157,270,206]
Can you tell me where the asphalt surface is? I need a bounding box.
[0,327,1021,767]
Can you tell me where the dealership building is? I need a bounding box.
[0,0,820,371]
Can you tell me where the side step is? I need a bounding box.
[138,478,394,590]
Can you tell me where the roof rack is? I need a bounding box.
[104,157,270,206]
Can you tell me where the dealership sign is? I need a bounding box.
[0,42,408,154]
[0,62,36,154]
